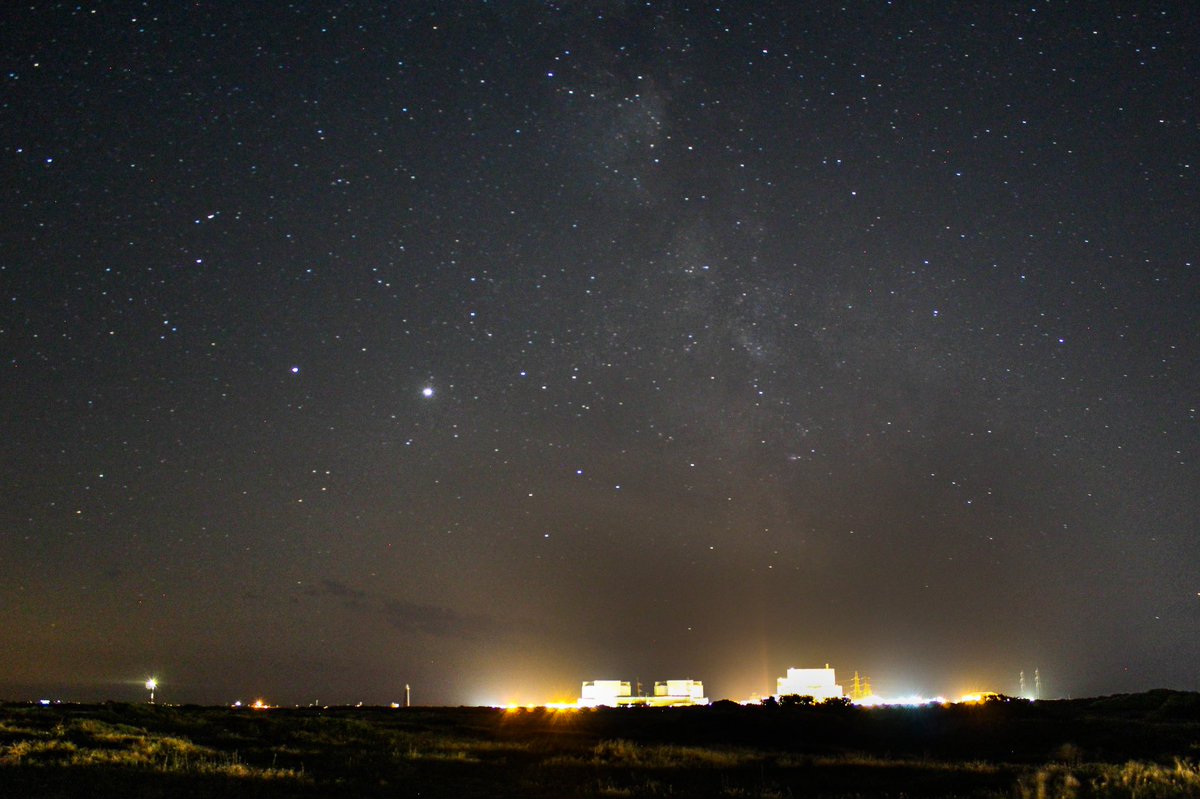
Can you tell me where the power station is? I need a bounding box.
[564,663,1015,708]
[578,679,708,707]
[775,665,843,702]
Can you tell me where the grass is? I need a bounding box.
[0,716,307,783]
[589,738,752,768]
[1019,760,1200,798]
[0,694,1197,797]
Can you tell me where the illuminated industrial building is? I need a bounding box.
[653,679,708,705]
[776,665,843,701]
[578,679,707,707]
[579,680,632,706]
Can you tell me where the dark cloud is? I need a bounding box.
[316,579,368,600]
[311,580,494,641]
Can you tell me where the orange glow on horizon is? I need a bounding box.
[958,692,1000,704]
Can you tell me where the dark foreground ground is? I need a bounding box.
[2,690,1200,797]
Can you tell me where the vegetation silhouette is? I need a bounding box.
[2,691,1199,797]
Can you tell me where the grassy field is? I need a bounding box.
[1,691,1199,797]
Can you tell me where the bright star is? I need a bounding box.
[422,387,434,398]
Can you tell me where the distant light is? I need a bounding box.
[290,366,300,374]
[499,702,581,711]
[39,699,51,705]
[422,386,434,397]
[958,692,999,704]
[852,694,948,707]
[145,678,157,691]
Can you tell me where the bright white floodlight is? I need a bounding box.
[146,678,158,703]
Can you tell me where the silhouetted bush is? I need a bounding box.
[2,694,1199,797]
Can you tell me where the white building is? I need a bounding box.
[776,665,843,701]
[653,679,708,706]
[578,680,632,707]
[578,678,707,707]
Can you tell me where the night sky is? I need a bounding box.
[2,2,1197,707]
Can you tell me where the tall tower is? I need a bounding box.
[1019,670,1026,697]
[846,671,873,701]
[1034,669,1041,699]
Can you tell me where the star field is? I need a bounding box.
[1,2,1196,705]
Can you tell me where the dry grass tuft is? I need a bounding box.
[591,739,751,769]
[1020,759,1200,798]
